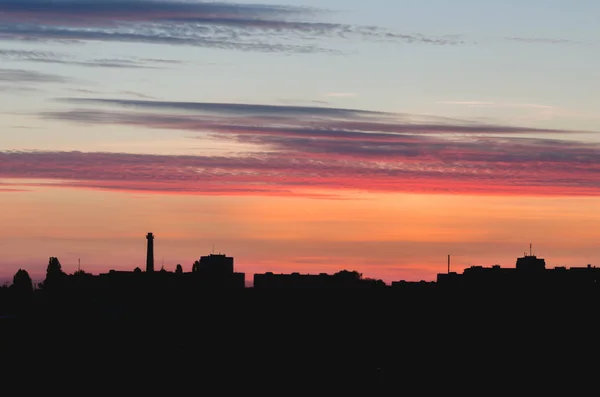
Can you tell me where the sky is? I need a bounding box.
[0,0,599,285]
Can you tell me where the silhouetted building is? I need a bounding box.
[390,280,436,291]
[197,253,234,275]
[146,233,154,273]
[436,272,460,284]
[253,270,381,288]
[192,253,245,288]
[516,253,546,273]
[435,248,600,292]
[546,264,600,286]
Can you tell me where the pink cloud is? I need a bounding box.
[6,99,597,197]
[1,149,599,197]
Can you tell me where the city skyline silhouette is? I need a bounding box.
[1,1,599,391]
[3,230,598,288]
[2,227,598,289]
[2,231,598,292]
[3,229,598,392]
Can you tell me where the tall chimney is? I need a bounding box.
[146,233,154,273]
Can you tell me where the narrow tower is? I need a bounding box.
[146,232,154,273]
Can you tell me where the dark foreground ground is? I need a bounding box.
[2,288,599,393]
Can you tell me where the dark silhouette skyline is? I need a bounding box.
[2,231,598,393]
[1,232,599,309]
[2,232,599,290]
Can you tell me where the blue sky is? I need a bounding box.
[1,0,598,142]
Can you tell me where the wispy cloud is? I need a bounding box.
[30,58,162,69]
[0,85,42,93]
[0,67,71,93]
[5,98,596,198]
[277,98,330,106]
[54,98,391,118]
[0,48,57,60]
[67,88,101,95]
[139,58,183,65]
[438,101,555,110]
[0,68,68,83]
[0,48,181,68]
[0,69,69,98]
[119,91,158,100]
[46,98,579,135]
[0,0,466,53]
[505,37,583,45]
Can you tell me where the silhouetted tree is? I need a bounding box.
[175,264,183,274]
[335,270,362,280]
[71,268,93,290]
[47,256,63,274]
[134,267,142,273]
[10,269,34,308]
[12,269,33,293]
[374,279,386,287]
[363,278,387,288]
[192,261,200,272]
[42,256,66,290]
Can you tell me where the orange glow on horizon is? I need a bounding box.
[1,185,600,284]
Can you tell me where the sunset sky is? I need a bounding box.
[1,0,599,284]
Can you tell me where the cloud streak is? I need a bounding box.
[505,37,583,45]
[55,97,391,118]
[30,57,162,69]
[438,101,554,110]
[0,48,182,68]
[6,98,598,198]
[45,98,584,136]
[0,67,72,92]
[0,0,466,52]
[0,68,68,83]
[1,145,599,198]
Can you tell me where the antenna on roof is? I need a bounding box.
[447,254,450,274]
[78,258,80,272]
[530,243,532,256]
